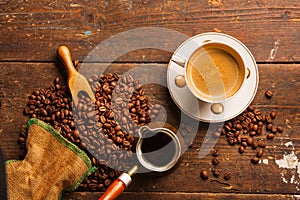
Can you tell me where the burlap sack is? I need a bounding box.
[6,118,96,200]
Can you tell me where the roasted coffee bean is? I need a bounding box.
[123,140,130,147]
[252,140,258,149]
[270,111,276,119]
[247,137,253,146]
[224,172,232,180]
[237,134,242,144]
[253,109,261,115]
[224,125,231,131]
[227,138,235,145]
[213,131,221,138]
[18,137,25,144]
[277,126,284,133]
[235,131,240,137]
[104,179,111,186]
[241,141,248,147]
[221,128,226,136]
[248,112,255,119]
[257,140,266,148]
[247,105,255,112]
[212,169,222,177]
[226,132,234,138]
[257,128,263,135]
[266,123,273,131]
[236,124,242,131]
[226,121,233,128]
[271,127,277,134]
[253,124,258,131]
[265,90,273,98]
[251,157,260,164]
[200,170,209,180]
[73,130,80,139]
[258,121,264,127]
[266,115,272,124]
[257,149,264,158]
[212,149,219,157]
[212,158,220,165]
[237,115,245,121]
[249,131,256,137]
[238,146,245,154]
[267,133,275,139]
[255,114,261,121]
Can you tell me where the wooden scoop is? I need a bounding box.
[57,46,96,106]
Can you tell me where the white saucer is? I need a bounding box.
[167,32,259,123]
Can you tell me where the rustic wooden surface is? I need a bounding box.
[0,0,300,199]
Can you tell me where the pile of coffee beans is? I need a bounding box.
[19,72,161,191]
[201,89,284,181]
[220,105,283,151]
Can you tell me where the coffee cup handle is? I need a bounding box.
[138,126,152,138]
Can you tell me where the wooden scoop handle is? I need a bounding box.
[57,46,78,78]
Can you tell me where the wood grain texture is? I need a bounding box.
[0,63,299,196]
[63,192,296,200]
[1,1,299,199]
[0,0,300,62]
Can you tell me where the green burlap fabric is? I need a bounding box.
[6,118,97,200]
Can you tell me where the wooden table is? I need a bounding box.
[1,0,300,199]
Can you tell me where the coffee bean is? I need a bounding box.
[253,109,261,115]
[238,146,245,154]
[54,77,60,84]
[266,123,273,131]
[251,157,260,164]
[267,133,275,139]
[248,112,255,119]
[224,125,231,131]
[252,140,258,149]
[236,124,242,131]
[257,149,264,158]
[212,169,222,177]
[221,128,226,136]
[271,127,277,134]
[256,115,262,121]
[257,140,266,148]
[237,116,245,121]
[249,131,256,137]
[265,90,273,98]
[18,137,25,144]
[104,179,111,186]
[212,149,219,157]
[266,115,272,124]
[257,128,263,135]
[200,170,209,180]
[213,131,221,138]
[73,130,80,139]
[212,158,220,165]
[123,140,130,147]
[253,124,258,131]
[270,111,276,119]
[261,115,266,122]
[277,126,284,133]
[247,105,255,112]
[241,141,248,147]
[247,137,253,146]
[224,172,232,180]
